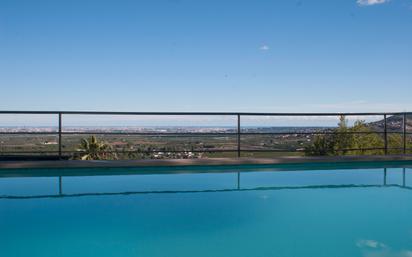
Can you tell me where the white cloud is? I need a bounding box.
[357,0,389,6]
[259,45,270,51]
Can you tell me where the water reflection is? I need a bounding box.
[0,168,411,199]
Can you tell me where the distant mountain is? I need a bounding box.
[367,114,412,132]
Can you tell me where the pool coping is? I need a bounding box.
[1,155,412,169]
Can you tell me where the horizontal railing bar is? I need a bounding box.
[336,148,387,151]
[60,132,238,136]
[0,151,63,154]
[237,112,410,116]
[0,132,237,136]
[2,147,411,155]
[0,150,238,154]
[0,132,59,135]
[66,131,333,136]
[241,131,391,135]
[1,131,410,136]
[1,111,412,116]
[96,150,238,153]
[242,148,411,152]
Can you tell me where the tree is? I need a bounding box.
[77,136,117,160]
[304,135,336,156]
[334,115,352,155]
[347,120,384,155]
[305,115,386,156]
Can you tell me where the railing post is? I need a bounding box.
[403,168,406,187]
[58,176,63,195]
[237,114,241,158]
[58,112,62,159]
[237,172,240,190]
[403,113,407,154]
[384,114,388,155]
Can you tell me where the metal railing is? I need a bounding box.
[0,111,411,159]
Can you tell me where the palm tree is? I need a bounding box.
[78,136,116,160]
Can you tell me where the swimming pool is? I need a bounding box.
[1,162,412,257]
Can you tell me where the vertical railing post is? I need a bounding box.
[384,114,388,155]
[403,113,407,154]
[58,112,62,159]
[58,176,63,195]
[237,114,241,158]
[403,168,406,187]
[237,172,240,190]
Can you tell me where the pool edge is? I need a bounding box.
[1,155,412,170]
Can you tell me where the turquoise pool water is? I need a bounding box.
[1,163,412,257]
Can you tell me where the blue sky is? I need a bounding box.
[1,0,412,113]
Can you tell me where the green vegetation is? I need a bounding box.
[305,115,411,156]
[304,135,336,156]
[76,136,117,160]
